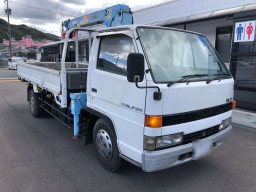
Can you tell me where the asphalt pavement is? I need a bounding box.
[0,68,18,79]
[0,80,256,192]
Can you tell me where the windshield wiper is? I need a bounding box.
[167,77,189,87]
[167,74,210,87]
[167,73,231,87]
[181,74,209,78]
[206,73,230,84]
[213,73,230,77]
[206,77,221,84]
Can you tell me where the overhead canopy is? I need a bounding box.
[133,0,256,26]
[151,3,256,26]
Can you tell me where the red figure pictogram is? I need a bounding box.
[246,23,254,39]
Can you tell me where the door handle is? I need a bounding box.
[91,88,97,93]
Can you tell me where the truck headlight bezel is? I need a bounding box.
[144,133,183,151]
[219,117,231,130]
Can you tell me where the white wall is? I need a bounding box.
[36,53,41,61]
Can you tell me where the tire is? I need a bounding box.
[29,89,42,117]
[93,118,122,172]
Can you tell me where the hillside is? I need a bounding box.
[0,18,59,42]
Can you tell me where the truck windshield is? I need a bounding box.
[137,27,231,83]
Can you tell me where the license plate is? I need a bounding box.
[192,139,212,160]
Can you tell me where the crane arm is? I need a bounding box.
[62,4,133,32]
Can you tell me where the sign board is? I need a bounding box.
[234,20,255,42]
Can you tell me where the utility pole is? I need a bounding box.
[4,0,12,57]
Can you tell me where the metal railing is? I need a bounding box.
[60,27,95,108]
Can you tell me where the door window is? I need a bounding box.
[97,34,135,75]
[216,27,232,63]
[79,41,90,63]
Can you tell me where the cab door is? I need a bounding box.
[88,33,146,163]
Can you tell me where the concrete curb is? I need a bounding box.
[232,123,256,132]
[232,109,256,130]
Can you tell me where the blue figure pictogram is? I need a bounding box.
[236,24,243,41]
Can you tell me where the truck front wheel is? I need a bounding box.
[29,89,42,117]
[93,118,122,172]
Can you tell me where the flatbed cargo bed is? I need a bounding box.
[17,62,88,98]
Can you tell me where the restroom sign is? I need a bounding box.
[234,20,255,42]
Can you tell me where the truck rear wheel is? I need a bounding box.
[29,89,42,117]
[93,118,122,172]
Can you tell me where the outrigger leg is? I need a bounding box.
[70,93,87,139]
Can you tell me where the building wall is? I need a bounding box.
[36,52,41,61]
[133,0,255,25]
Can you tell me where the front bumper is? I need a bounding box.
[142,125,232,172]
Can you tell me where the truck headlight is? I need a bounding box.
[144,133,183,151]
[219,117,231,130]
[156,133,183,149]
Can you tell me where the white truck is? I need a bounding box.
[17,5,235,172]
[8,57,24,70]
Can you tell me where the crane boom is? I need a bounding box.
[62,4,133,32]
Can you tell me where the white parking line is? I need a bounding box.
[0,78,18,80]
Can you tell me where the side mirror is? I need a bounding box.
[127,53,145,82]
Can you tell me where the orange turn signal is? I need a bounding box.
[145,115,162,128]
[232,100,236,110]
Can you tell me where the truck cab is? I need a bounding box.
[86,25,234,171]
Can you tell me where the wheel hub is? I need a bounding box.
[96,129,113,161]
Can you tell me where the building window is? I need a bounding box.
[230,55,256,110]
[97,34,135,75]
[215,27,233,63]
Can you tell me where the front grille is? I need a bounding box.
[182,125,220,144]
[162,102,232,126]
